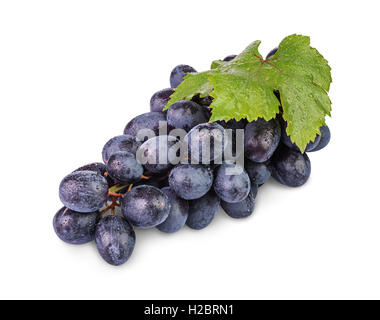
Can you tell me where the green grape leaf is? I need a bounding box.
[165,71,213,109]
[165,34,332,152]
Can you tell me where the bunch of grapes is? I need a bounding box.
[53,50,331,266]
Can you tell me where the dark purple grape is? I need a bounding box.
[186,190,220,230]
[156,187,189,233]
[121,185,171,229]
[73,162,115,188]
[95,215,135,266]
[280,120,321,152]
[53,207,100,244]
[244,118,281,163]
[102,135,141,163]
[167,100,210,132]
[309,125,331,152]
[123,112,167,141]
[245,160,271,185]
[150,88,174,112]
[106,151,143,185]
[170,64,197,88]
[221,187,256,219]
[137,135,179,174]
[185,122,226,164]
[213,163,251,203]
[169,164,213,200]
[271,144,311,187]
[59,171,108,213]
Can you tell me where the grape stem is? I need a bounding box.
[101,196,120,215]
[108,191,124,197]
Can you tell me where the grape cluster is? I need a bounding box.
[53,52,331,266]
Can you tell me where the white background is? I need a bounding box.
[0,0,379,300]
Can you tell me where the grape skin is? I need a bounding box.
[74,162,107,175]
[170,64,197,88]
[102,135,141,164]
[123,112,167,140]
[167,100,210,132]
[309,125,331,152]
[156,187,189,233]
[150,88,174,113]
[221,187,256,219]
[244,118,281,163]
[213,163,251,203]
[169,164,213,200]
[271,144,311,187]
[186,190,220,230]
[106,151,143,185]
[137,135,179,174]
[73,162,115,188]
[185,122,226,164]
[95,215,136,266]
[53,207,100,244]
[59,171,109,213]
[121,185,171,229]
[245,160,271,185]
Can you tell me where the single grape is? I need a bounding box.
[53,207,100,244]
[244,118,281,163]
[169,164,213,200]
[73,162,115,187]
[167,100,210,132]
[102,135,141,164]
[123,112,167,141]
[137,135,179,174]
[59,171,108,213]
[185,122,226,164]
[221,186,256,219]
[121,185,171,229]
[245,160,271,185]
[280,119,321,152]
[309,125,331,152]
[170,64,197,88]
[186,190,220,230]
[266,47,278,59]
[156,187,189,233]
[95,215,136,266]
[271,144,311,187]
[150,88,174,113]
[106,151,143,185]
[191,94,213,106]
[213,163,251,203]
[223,54,237,62]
